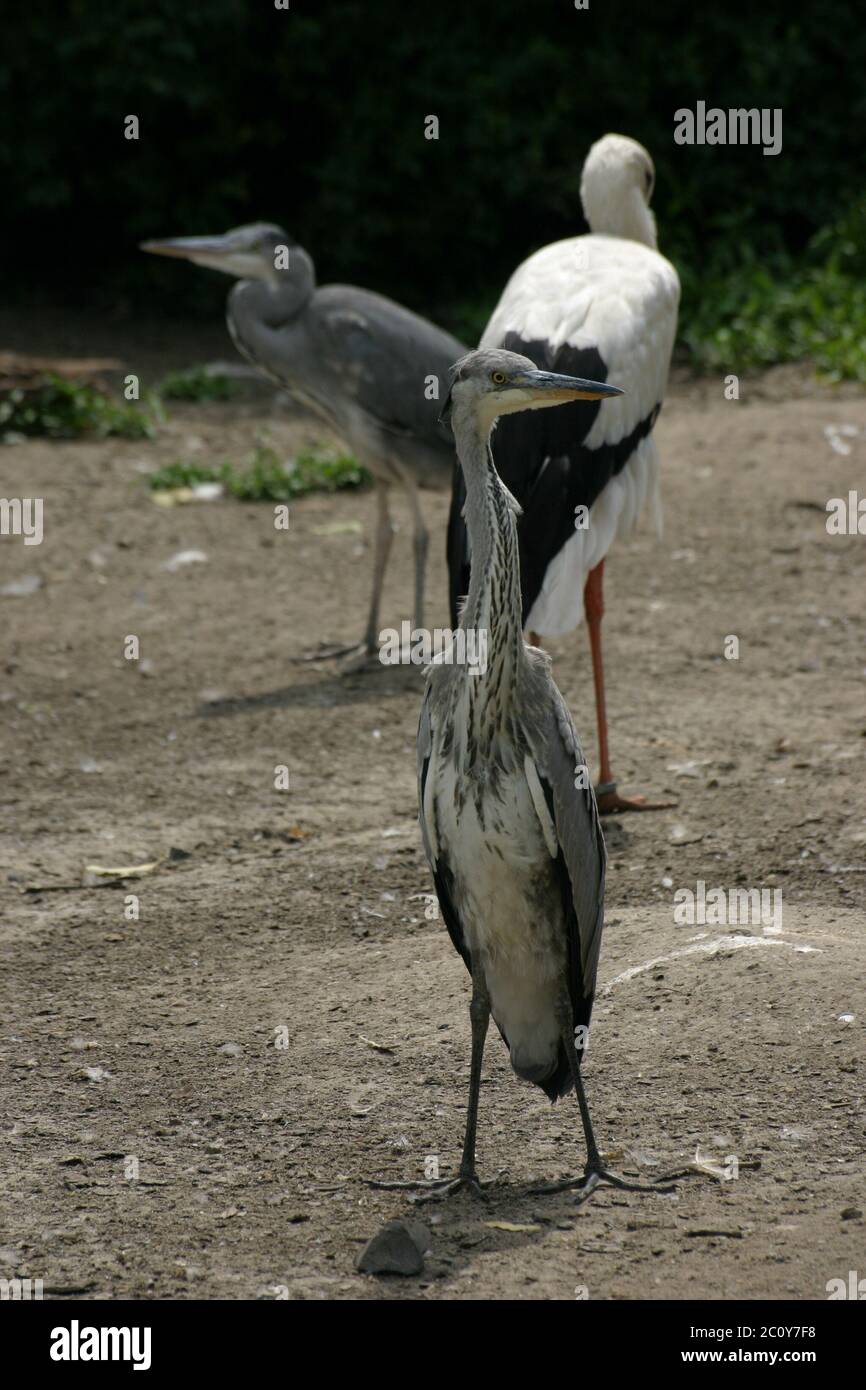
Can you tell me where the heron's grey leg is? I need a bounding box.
[558,997,602,1169]
[294,479,393,665]
[365,963,491,1201]
[527,995,676,1204]
[398,471,428,634]
[458,964,490,1179]
[410,962,490,1202]
[360,478,395,653]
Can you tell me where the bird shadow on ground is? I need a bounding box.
[364,1180,632,1288]
[597,818,635,852]
[194,665,423,718]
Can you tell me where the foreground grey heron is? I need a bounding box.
[415,348,673,1202]
[142,223,465,663]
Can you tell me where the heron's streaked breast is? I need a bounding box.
[431,743,563,971]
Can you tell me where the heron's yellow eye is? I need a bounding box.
[491,371,506,384]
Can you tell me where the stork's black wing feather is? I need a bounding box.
[445,456,470,626]
[447,332,660,625]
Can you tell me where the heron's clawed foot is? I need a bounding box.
[595,781,676,815]
[411,1172,489,1204]
[365,1171,488,1202]
[343,644,427,679]
[337,644,384,674]
[292,640,371,664]
[573,1163,676,1206]
[291,640,385,672]
[529,1164,676,1204]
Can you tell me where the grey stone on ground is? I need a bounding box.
[356,1219,431,1276]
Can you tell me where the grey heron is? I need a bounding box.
[141,223,466,664]
[415,348,673,1203]
[447,135,680,812]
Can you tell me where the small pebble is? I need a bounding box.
[356,1219,430,1276]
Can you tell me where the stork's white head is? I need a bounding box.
[580,134,658,249]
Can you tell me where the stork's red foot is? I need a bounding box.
[594,781,676,815]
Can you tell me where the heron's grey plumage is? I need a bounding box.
[142,223,466,655]
[419,640,606,1096]
[413,350,672,1201]
[418,350,609,1101]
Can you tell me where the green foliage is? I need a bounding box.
[146,460,224,490]
[681,197,866,380]
[3,6,864,308]
[227,444,369,500]
[2,3,864,376]
[0,376,161,439]
[148,443,369,501]
[158,367,239,401]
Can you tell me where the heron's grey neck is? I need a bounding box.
[226,250,340,423]
[453,409,526,707]
[228,246,316,345]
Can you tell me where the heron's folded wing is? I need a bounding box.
[524,685,606,1007]
[313,290,464,452]
[417,691,438,866]
[417,688,472,972]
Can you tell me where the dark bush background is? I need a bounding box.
[1,0,863,337]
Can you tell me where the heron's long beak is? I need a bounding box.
[515,368,624,405]
[140,234,237,266]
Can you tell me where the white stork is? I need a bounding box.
[447,133,680,813]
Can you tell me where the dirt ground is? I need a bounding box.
[1,322,864,1301]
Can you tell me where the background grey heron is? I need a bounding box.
[447,135,680,811]
[416,348,674,1203]
[142,223,466,664]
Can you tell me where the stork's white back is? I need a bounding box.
[481,233,679,635]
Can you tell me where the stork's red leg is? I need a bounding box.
[584,561,613,786]
[583,560,674,814]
